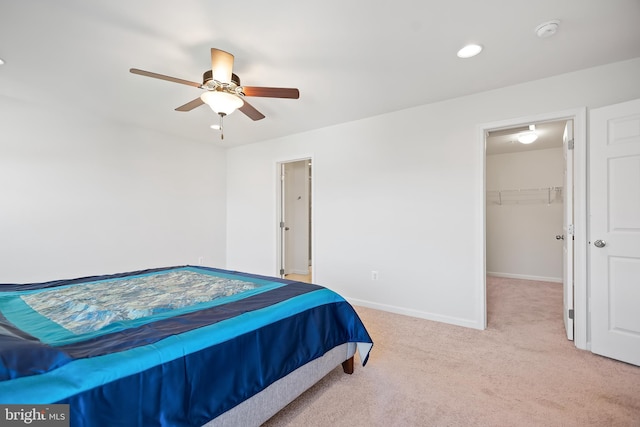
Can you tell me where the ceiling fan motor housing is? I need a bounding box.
[203,70,241,88]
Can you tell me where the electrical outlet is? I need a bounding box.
[198,256,204,265]
[371,271,379,281]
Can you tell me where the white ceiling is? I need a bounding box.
[1,0,639,147]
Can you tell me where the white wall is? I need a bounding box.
[486,148,564,282]
[1,98,227,283]
[226,58,640,330]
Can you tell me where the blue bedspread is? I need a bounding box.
[0,266,373,426]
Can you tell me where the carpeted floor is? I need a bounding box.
[263,276,640,426]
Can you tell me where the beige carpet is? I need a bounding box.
[263,276,640,426]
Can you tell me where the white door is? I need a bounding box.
[563,120,574,340]
[284,162,295,275]
[279,163,287,277]
[590,98,640,366]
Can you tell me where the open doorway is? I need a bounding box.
[277,158,312,283]
[484,119,572,338]
[479,108,587,349]
[485,120,567,282]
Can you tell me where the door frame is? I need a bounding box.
[562,120,574,341]
[477,107,588,350]
[275,156,314,281]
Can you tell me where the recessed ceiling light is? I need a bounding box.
[0,58,5,65]
[457,44,483,59]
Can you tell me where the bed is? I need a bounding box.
[0,265,373,426]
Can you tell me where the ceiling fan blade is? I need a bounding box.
[211,48,234,84]
[238,99,266,121]
[242,86,300,99]
[175,97,205,112]
[130,68,201,88]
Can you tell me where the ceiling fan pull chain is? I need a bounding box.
[219,113,225,140]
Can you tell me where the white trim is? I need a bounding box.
[275,161,285,277]
[348,298,484,330]
[572,109,588,350]
[477,123,488,330]
[477,107,588,350]
[289,268,310,276]
[487,272,562,283]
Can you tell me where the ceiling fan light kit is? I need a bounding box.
[130,47,300,139]
[200,90,244,115]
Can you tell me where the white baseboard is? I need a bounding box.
[345,297,484,330]
[487,271,562,283]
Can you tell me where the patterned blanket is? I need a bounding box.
[21,270,259,334]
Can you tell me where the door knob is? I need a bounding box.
[594,239,606,248]
[556,235,564,240]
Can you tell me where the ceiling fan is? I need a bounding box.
[130,48,300,138]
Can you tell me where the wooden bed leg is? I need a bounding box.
[341,356,354,374]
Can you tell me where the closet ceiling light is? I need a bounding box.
[517,125,538,144]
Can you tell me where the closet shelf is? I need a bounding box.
[487,186,563,206]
